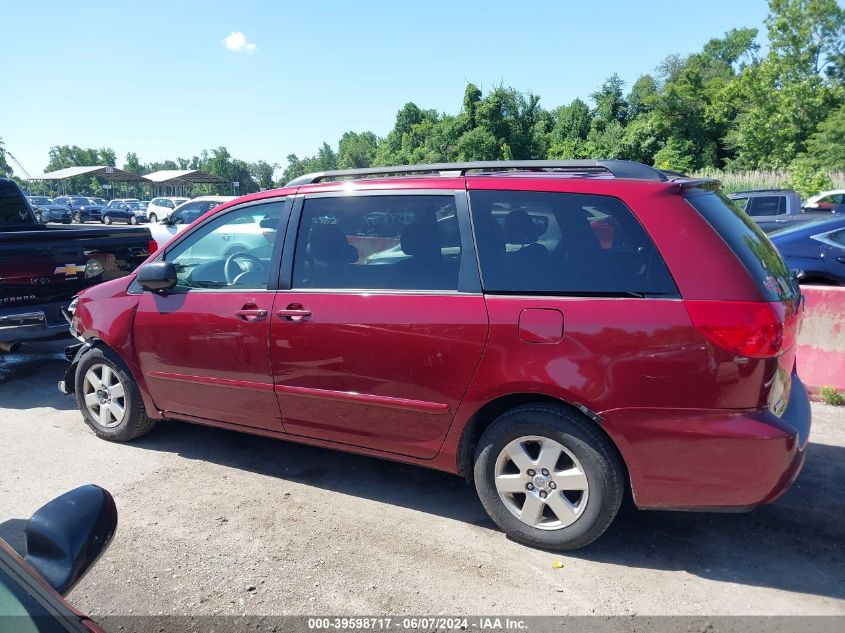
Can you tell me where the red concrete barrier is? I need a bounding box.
[797,285,845,391]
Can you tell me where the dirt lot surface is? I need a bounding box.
[1,339,844,620]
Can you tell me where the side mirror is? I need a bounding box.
[23,485,117,596]
[137,261,177,292]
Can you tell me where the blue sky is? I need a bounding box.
[3,0,773,177]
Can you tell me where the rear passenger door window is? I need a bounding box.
[746,196,785,217]
[468,190,677,296]
[292,194,465,291]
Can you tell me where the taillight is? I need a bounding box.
[685,300,793,359]
[148,239,159,254]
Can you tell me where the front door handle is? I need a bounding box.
[276,304,312,323]
[235,308,268,322]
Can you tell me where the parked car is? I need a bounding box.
[60,160,810,551]
[728,189,837,233]
[146,196,189,223]
[102,199,147,225]
[53,196,103,223]
[0,179,156,348]
[148,196,237,247]
[0,485,116,633]
[802,189,845,213]
[26,196,72,224]
[770,216,845,285]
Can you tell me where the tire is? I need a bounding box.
[74,346,157,442]
[103,215,112,225]
[129,215,138,225]
[473,404,624,550]
[73,211,82,223]
[34,212,42,223]
[148,213,157,223]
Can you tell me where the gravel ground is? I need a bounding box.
[1,339,843,621]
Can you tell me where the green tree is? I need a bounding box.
[249,160,278,190]
[626,75,659,120]
[548,99,591,158]
[717,0,844,169]
[123,152,144,175]
[0,138,11,177]
[590,74,628,128]
[337,131,379,169]
[805,103,845,168]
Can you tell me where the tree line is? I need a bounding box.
[2,0,843,198]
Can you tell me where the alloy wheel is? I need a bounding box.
[82,363,127,428]
[494,435,589,530]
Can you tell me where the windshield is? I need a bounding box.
[125,202,144,210]
[29,197,51,205]
[70,197,91,205]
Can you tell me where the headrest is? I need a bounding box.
[400,223,441,259]
[309,224,358,264]
[503,209,540,245]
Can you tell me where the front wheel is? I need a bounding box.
[129,215,138,225]
[34,212,43,223]
[473,404,624,550]
[74,347,157,442]
[73,211,82,223]
[103,215,112,225]
[148,213,158,223]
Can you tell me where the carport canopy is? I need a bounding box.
[36,165,147,183]
[143,169,228,186]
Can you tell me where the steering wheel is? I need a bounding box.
[224,252,265,285]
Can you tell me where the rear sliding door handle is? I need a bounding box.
[276,307,312,322]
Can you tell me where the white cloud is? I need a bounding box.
[222,32,256,53]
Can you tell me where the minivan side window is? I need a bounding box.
[468,190,677,296]
[164,201,284,290]
[292,194,461,291]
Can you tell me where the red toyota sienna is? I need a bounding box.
[59,160,810,550]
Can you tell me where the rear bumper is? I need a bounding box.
[0,301,71,343]
[602,374,811,510]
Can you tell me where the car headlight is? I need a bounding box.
[67,296,79,314]
[85,259,104,279]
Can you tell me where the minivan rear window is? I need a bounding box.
[686,192,798,302]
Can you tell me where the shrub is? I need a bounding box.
[782,157,835,199]
[821,386,845,406]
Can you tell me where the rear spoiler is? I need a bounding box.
[673,178,721,193]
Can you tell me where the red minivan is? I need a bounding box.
[59,160,810,550]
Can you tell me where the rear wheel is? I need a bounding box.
[148,213,158,223]
[129,215,138,225]
[74,347,157,442]
[103,215,112,225]
[474,404,624,550]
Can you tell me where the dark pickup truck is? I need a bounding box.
[728,189,840,233]
[1,178,155,348]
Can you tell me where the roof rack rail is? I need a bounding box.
[284,159,670,187]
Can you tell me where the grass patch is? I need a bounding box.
[820,386,845,406]
[691,169,845,195]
